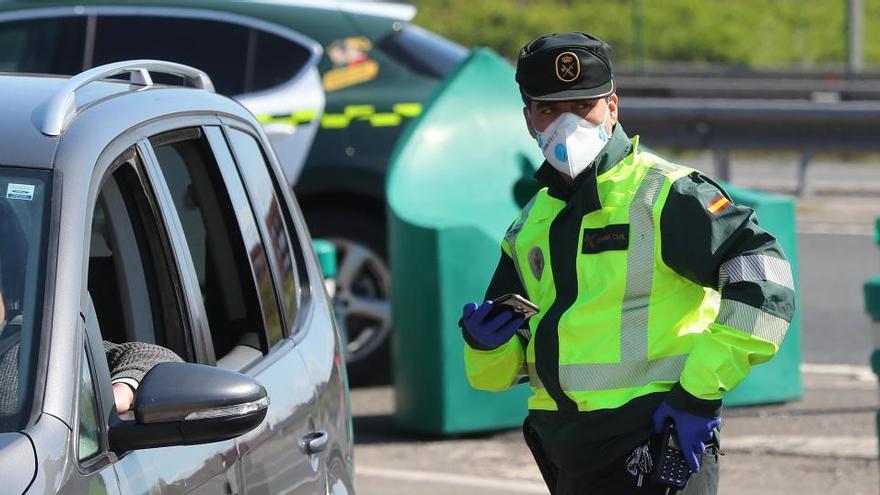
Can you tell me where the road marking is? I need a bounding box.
[801,363,877,382]
[723,435,878,460]
[357,466,547,493]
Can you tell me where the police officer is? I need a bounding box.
[460,32,795,494]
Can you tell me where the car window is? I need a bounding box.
[91,15,312,96]
[150,128,282,368]
[0,168,51,433]
[377,24,468,79]
[250,29,312,93]
[87,153,190,359]
[92,16,248,95]
[0,16,86,75]
[224,128,301,334]
[77,346,100,461]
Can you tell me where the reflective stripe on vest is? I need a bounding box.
[718,254,794,291]
[716,299,789,346]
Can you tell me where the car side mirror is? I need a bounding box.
[109,361,268,453]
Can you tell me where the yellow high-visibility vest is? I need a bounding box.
[465,139,788,412]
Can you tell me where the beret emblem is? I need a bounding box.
[555,51,580,82]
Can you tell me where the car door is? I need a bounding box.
[220,121,354,494]
[197,125,327,495]
[82,146,239,494]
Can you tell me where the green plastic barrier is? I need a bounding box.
[719,184,802,406]
[312,239,338,278]
[863,220,880,466]
[388,48,801,435]
[389,49,539,435]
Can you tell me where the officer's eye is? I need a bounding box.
[577,101,597,111]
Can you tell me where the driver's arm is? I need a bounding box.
[104,341,183,413]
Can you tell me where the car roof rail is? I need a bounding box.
[42,59,215,137]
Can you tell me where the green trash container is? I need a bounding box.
[389,48,802,435]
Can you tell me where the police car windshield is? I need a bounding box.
[0,167,51,432]
[379,24,468,79]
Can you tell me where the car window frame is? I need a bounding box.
[76,145,204,464]
[91,168,161,346]
[142,124,286,367]
[199,126,289,351]
[79,114,277,371]
[218,116,318,343]
[66,117,229,466]
[87,147,200,358]
[218,125,303,339]
[129,139,217,367]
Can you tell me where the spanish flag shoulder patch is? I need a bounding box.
[707,195,731,214]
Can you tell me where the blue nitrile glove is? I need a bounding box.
[460,301,525,351]
[653,401,721,473]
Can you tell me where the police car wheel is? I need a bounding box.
[305,206,391,386]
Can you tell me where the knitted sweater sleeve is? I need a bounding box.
[103,340,183,386]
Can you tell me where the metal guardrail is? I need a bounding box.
[617,76,880,102]
[622,97,880,151]
[617,65,880,80]
[620,96,880,193]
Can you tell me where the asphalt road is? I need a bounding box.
[799,232,878,366]
[352,370,879,495]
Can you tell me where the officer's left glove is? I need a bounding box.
[652,401,720,474]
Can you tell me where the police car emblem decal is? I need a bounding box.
[555,52,580,82]
[528,247,545,280]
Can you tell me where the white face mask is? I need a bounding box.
[535,109,610,179]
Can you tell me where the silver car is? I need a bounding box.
[0,60,354,494]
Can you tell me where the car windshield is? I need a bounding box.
[379,24,469,79]
[0,168,51,432]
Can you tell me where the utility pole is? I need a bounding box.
[847,0,863,74]
[633,0,645,74]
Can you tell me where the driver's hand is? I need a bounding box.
[112,382,135,414]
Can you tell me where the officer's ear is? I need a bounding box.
[523,105,537,139]
[607,94,619,129]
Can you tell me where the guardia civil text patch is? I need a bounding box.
[582,224,629,254]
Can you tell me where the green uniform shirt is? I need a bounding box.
[471,125,795,473]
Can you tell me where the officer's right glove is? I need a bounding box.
[460,301,524,351]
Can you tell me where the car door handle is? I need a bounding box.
[299,430,329,455]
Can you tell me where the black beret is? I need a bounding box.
[516,32,614,101]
